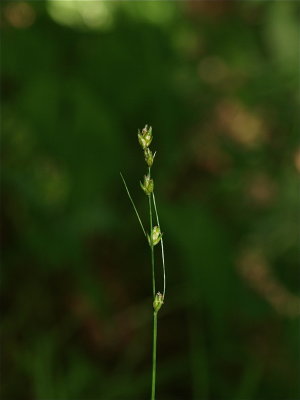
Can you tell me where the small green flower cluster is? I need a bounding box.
[138,125,162,248]
[140,173,154,196]
[153,292,164,313]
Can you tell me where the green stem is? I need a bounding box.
[148,168,155,299]
[148,166,157,399]
[152,192,166,299]
[151,311,158,400]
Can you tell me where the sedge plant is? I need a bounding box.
[120,125,166,400]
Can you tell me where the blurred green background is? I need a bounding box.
[1,1,300,399]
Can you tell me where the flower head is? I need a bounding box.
[144,148,156,167]
[140,174,154,196]
[148,226,162,246]
[153,292,164,312]
[138,125,153,149]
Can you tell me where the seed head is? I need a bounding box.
[140,174,154,196]
[153,292,164,312]
[144,148,156,167]
[148,226,162,246]
[138,125,153,149]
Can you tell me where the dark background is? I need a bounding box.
[1,1,300,399]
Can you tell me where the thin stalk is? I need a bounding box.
[152,192,166,298]
[148,167,155,299]
[151,311,158,400]
[149,195,156,298]
[120,172,147,238]
[148,166,157,400]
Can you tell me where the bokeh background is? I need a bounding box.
[1,1,300,399]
